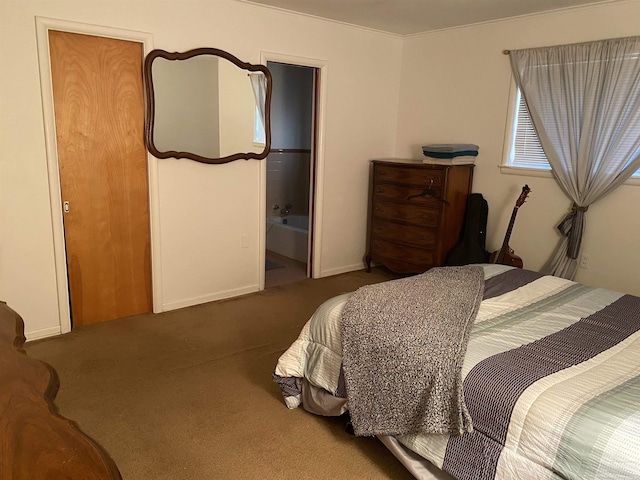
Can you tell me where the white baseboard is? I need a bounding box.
[162,284,260,311]
[24,285,261,339]
[25,325,62,342]
[317,262,366,278]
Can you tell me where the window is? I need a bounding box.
[506,87,640,178]
[254,106,266,145]
[509,90,551,171]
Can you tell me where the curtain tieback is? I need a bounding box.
[572,203,589,213]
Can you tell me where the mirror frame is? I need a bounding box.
[144,48,272,164]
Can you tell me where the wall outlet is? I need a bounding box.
[241,234,249,248]
[579,254,589,269]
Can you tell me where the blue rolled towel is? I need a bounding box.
[423,150,478,159]
[422,143,479,153]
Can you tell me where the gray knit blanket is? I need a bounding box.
[340,266,484,437]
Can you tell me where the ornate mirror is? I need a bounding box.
[144,48,272,164]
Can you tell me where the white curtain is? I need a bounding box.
[249,72,267,130]
[509,36,640,279]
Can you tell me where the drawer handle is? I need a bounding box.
[407,181,449,205]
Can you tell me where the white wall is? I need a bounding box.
[396,0,640,295]
[0,0,402,338]
[5,0,639,340]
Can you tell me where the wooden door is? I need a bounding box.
[49,31,152,326]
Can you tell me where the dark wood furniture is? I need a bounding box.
[365,159,474,274]
[0,302,121,480]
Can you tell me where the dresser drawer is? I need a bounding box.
[374,164,444,186]
[366,160,473,275]
[373,183,444,206]
[372,201,439,227]
[370,237,436,266]
[371,218,437,248]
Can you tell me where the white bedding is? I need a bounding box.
[274,265,640,479]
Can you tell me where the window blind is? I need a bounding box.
[512,91,550,170]
[510,48,640,177]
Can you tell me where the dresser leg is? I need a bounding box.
[365,254,372,273]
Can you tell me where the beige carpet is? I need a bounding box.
[26,267,417,480]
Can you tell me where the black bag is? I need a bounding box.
[445,193,489,266]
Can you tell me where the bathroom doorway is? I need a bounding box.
[264,61,318,288]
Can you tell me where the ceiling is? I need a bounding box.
[238,0,619,35]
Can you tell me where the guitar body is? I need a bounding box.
[489,247,523,268]
[490,185,530,269]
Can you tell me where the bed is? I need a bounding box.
[273,264,640,480]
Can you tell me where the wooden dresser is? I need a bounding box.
[365,159,474,274]
[0,302,121,480]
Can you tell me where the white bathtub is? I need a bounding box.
[266,215,309,263]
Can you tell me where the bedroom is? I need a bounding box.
[1,0,640,477]
[1,0,638,342]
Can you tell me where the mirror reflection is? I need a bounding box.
[144,48,272,164]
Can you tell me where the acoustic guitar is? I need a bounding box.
[489,185,531,268]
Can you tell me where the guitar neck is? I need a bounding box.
[497,207,519,262]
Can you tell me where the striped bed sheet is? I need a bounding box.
[273,264,640,479]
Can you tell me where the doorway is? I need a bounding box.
[264,62,318,288]
[36,18,159,335]
[48,29,152,327]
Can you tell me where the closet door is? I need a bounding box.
[49,31,152,326]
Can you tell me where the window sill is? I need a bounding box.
[499,165,640,185]
[499,165,553,178]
